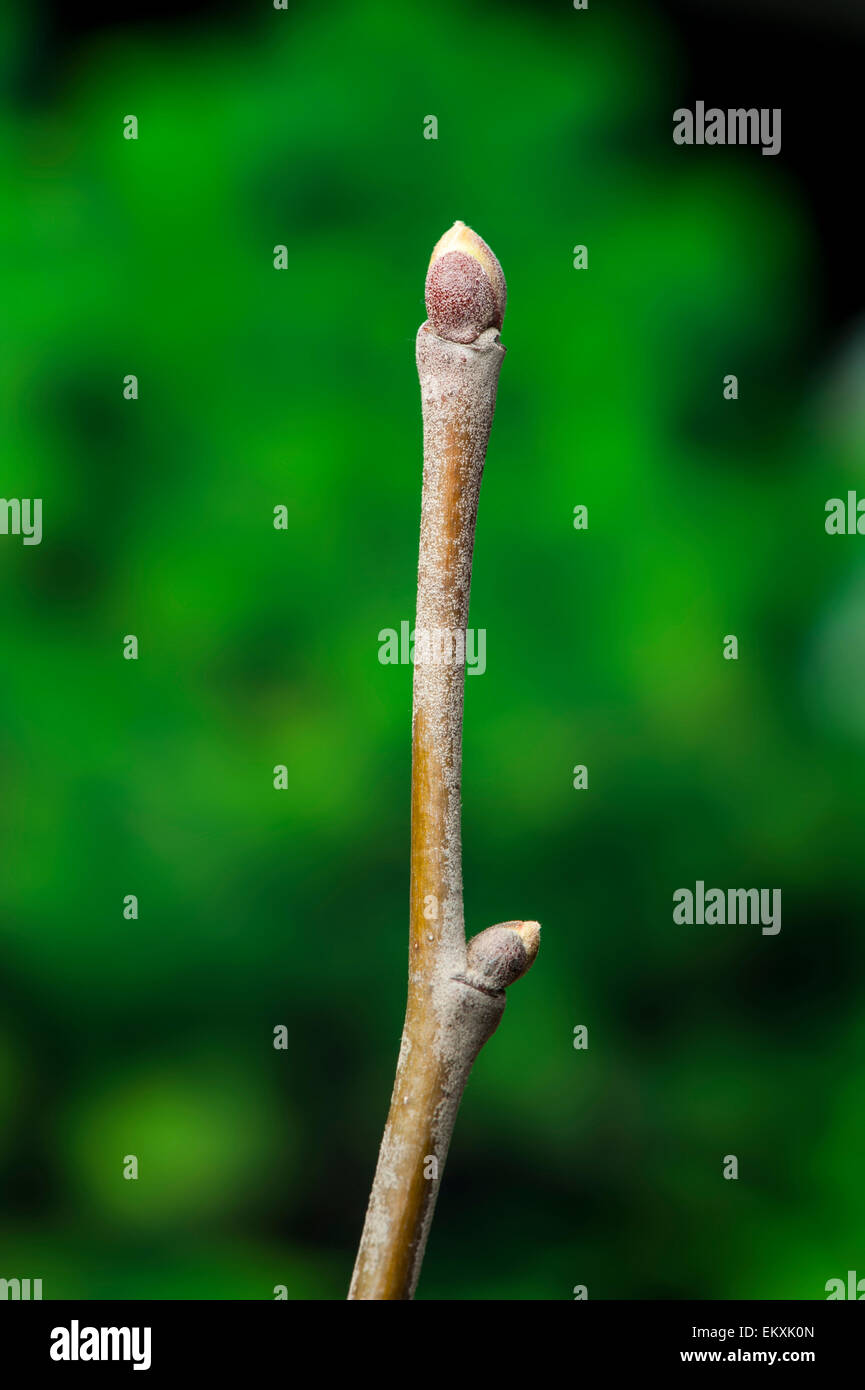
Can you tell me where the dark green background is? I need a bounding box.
[2,0,863,1298]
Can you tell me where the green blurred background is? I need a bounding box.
[2,0,864,1298]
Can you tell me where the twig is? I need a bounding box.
[349,222,540,1301]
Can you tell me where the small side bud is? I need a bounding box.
[465,920,541,992]
[425,221,507,344]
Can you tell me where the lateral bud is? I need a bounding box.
[465,920,541,993]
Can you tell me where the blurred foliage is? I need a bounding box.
[0,0,863,1298]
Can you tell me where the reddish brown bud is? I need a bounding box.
[424,221,506,344]
[465,920,541,992]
